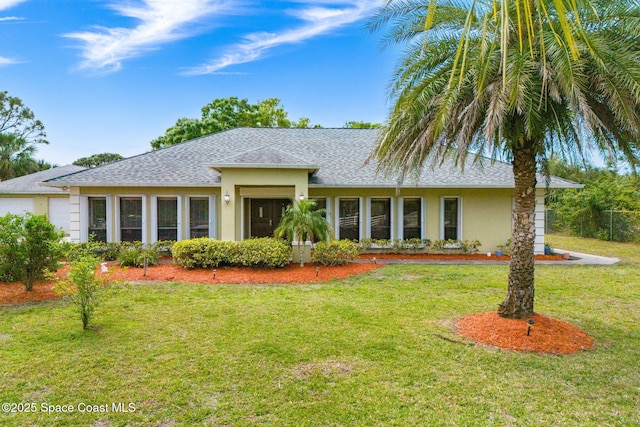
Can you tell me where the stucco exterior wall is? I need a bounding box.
[64,182,544,254]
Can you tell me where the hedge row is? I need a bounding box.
[311,240,359,266]
[172,237,291,269]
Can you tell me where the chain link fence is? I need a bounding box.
[545,208,640,242]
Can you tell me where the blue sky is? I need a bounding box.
[0,0,396,165]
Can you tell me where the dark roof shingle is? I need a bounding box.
[44,128,580,189]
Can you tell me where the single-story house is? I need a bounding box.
[42,128,580,253]
[0,164,86,234]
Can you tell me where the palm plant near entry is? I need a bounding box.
[369,0,640,318]
[274,199,332,267]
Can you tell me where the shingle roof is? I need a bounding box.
[0,165,86,194]
[44,128,581,189]
[210,146,318,171]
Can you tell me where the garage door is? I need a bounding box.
[0,198,35,216]
[48,198,70,234]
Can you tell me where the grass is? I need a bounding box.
[0,234,639,426]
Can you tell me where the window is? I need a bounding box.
[370,198,391,240]
[157,198,178,241]
[88,197,107,242]
[339,198,360,241]
[189,197,209,238]
[443,197,460,240]
[312,198,326,218]
[120,197,142,242]
[403,198,422,239]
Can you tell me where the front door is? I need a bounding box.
[250,199,289,238]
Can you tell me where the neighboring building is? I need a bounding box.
[0,165,86,234]
[42,128,580,253]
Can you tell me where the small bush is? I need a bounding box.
[117,246,159,268]
[54,254,105,330]
[431,239,481,254]
[236,238,291,268]
[312,240,359,266]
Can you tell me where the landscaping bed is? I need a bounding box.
[357,253,564,261]
[0,262,383,304]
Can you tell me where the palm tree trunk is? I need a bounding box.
[499,145,537,319]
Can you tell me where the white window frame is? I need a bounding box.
[116,195,147,243]
[80,195,112,243]
[151,196,182,243]
[398,197,426,240]
[186,195,216,239]
[366,197,394,240]
[335,197,363,241]
[440,196,462,240]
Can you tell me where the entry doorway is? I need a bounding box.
[248,198,290,238]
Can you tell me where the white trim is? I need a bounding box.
[440,196,462,240]
[80,196,89,243]
[209,195,216,239]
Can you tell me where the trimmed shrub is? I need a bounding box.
[172,237,291,269]
[312,240,359,266]
[236,238,291,268]
[172,238,236,269]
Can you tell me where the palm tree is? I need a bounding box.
[369,0,640,318]
[0,133,42,181]
[274,199,333,267]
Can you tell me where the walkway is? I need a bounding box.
[354,250,619,266]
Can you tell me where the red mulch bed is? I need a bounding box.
[0,262,382,305]
[358,253,563,261]
[457,312,594,354]
[106,262,382,285]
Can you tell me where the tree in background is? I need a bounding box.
[369,0,640,318]
[344,121,381,129]
[0,91,48,180]
[151,97,314,150]
[73,153,124,168]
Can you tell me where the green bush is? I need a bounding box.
[0,213,64,291]
[172,238,235,269]
[431,239,481,254]
[54,254,105,330]
[172,238,291,269]
[236,238,291,268]
[117,246,159,268]
[312,240,359,266]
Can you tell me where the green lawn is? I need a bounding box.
[1,235,639,426]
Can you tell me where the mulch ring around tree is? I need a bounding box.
[457,312,594,354]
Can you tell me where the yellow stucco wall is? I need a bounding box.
[68,181,517,252]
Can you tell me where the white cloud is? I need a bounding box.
[185,0,382,75]
[0,56,19,66]
[0,16,23,21]
[64,0,238,73]
[0,0,26,11]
